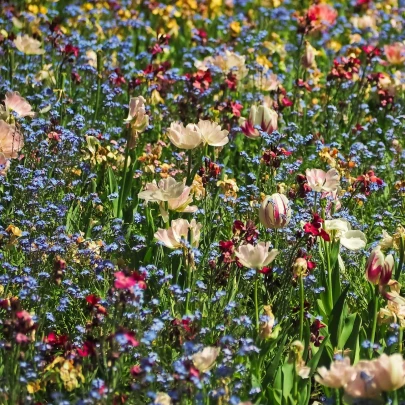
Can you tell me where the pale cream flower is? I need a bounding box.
[124,96,149,133]
[154,392,172,405]
[167,122,202,150]
[235,242,278,269]
[138,177,185,202]
[316,358,355,389]
[154,219,202,249]
[324,219,367,251]
[306,168,340,193]
[0,120,24,158]
[344,360,381,400]
[373,354,405,392]
[14,34,45,55]
[192,347,220,372]
[196,120,229,147]
[4,91,35,118]
[195,50,248,80]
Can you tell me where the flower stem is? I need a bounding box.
[299,275,304,341]
[8,49,14,87]
[186,149,193,186]
[369,285,379,358]
[185,252,192,314]
[117,127,131,218]
[254,275,260,331]
[93,50,103,125]
[399,326,403,354]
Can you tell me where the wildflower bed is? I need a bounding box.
[1,0,405,404]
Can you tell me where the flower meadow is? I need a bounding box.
[3,0,405,404]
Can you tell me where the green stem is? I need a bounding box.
[8,49,14,87]
[299,275,304,341]
[117,128,131,218]
[395,237,404,281]
[254,275,260,331]
[393,390,399,405]
[186,149,193,186]
[185,251,192,314]
[93,50,103,124]
[335,389,341,405]
[369,285,379,358]
[399,326,403,354]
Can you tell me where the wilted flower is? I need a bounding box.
[259,305,275,339]
[154,219,202,249]
[124,96,149,148]
[13,34,45,55]
[306,168,340,193]
[259,193,291,229]
[324,219,367,250]
[0,120,24,159]
[379,230,394,250]
[3,92,35,118]
[293,257,308,278]
[239,105,278,138]
[235,242,278,270]
[168,122,202,149]
[124,96,149,130]
[192,346,220,372]
[366,246,394,286]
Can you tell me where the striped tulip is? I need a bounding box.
[259,193,291,229]
[366,246,394,286]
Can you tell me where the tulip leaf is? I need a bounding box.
[345,314,362,364]
[328,285,350,349]
[264,334,288,386]
[338,313,357,349]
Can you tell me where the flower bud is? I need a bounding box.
[366,246,394,286]
[259,193,291,229]
[301,41,317,69]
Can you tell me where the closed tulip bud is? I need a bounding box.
[366,246,394,286]
[239,105,278,138]
[301,41,318,69]
[259,193,291,229]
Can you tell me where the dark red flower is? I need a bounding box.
[62,44,79,58]
[77,340,96,357]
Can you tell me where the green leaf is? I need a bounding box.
[338,313,358,349]
[264,334,288,386]
[281,362,295,399]
[328,285,350,349]
[345,314,362,364]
